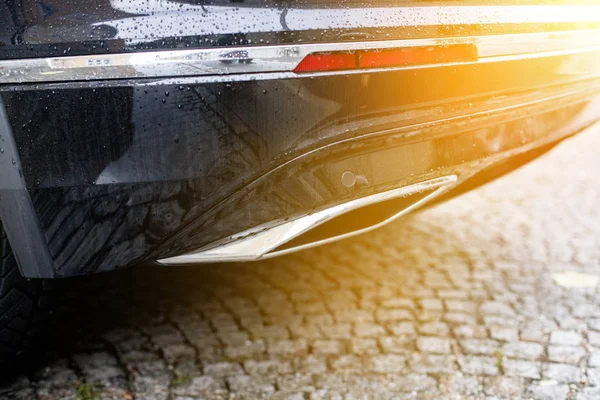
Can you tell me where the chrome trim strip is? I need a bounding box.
[142,44,600,86]
[2,29,600,84]
[157,175,457,264]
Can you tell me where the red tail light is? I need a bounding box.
[293,44,478,73]
[358,44,477,68]
[292,53,356,73]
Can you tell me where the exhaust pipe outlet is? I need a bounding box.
[158,175,457,264]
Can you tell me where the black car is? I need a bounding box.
[1,0,600,360]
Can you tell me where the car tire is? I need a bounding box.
[0,219,49,363]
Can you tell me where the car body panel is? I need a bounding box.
[2,1,600,60]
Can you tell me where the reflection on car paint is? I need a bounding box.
[2,48,600,276]
[3,0,600,60]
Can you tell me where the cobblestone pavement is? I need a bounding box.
[3,126,600,400]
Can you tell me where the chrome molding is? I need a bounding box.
[2,29,600,84]
[157,175,457,265]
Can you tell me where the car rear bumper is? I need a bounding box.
[2,24,600,277]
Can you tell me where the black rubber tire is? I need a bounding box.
[0,220,48,363]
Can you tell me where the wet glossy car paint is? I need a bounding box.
[2,0,600,60]
[1,1,600,277]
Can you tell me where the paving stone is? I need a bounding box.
[171,376,225,398]
[550,330,582,346]
[226,375,275,396]
[485,315,519,327]
[296,302,328,315]
[162,343,196,364]
[409,354,457,374]
[353,322,386,338]
[480,301,516,317]
[379,336,413,354]
[131,375,169,400]
[489,326,519,342]
[73,352,125,386]
[224,340,266,360]
[402,287,434,298]
[143,325,184,347]
[244,360,293,377]
[248,325,290,340]
[387,322,416,336]
[211,314,239,332]
[292,325,323,340]
[588,319,600,332]
[367,355,406,373]
[350,338,379,355]
[502,341,544,360]
[311,340,343,356]
[2,377,35,400]
[203,362,244,378]
[375,308,413,322]
[393,373,437,392]
[334,309,374,323]
[31,360,79,399]
[380,298,415,309]
[542,363,584,383]
[219,330,250,346]
[483,376,524,399]
[587,368,600,386]
[444,312,476,325]
[454,325,488,339]
[460,339,500,356]
[238,315,264,331]
[526,382,570,400]
[588,331,600,347]
[547,345,586,364]
[276,373,314,392]
[445,300,477,313]
[589,351,600,367]
[419,298,444,311]
[330,355,363,372]
[457,356,500,376]
[267,339,308,357]
[558,317,587,331]
[319,323,351,340]
[439,375,483,396]
[294,355,327,374]
[438,289,470,300]
[520,322,546,343]
[577,387,600,400]
[419,321,450,336]
[308,389,343,399]
[503,359,541,379]
[416,336,452,354]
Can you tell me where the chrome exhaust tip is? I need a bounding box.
[157,175,457,265]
